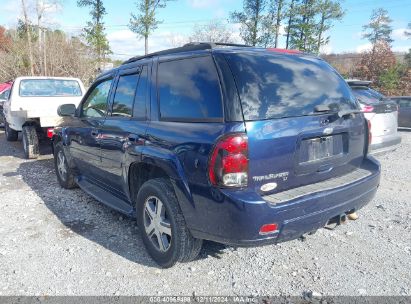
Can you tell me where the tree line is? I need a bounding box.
[230,0,343,53]
[0,0,410,95]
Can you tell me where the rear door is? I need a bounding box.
[223,51,365,195]
[99,64,150,198]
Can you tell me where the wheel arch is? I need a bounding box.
[22,119,40,128]
[127,154,196,229]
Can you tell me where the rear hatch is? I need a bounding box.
[351,87,398,137]
[224,51,366,195]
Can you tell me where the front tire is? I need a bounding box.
[136,178,202,268]
[54,142,77,189]
[5,121,18,141]
[22,125,39,159]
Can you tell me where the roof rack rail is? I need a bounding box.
[184,42,252,48]
[122,42,252,65]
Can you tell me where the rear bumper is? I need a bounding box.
[370,134,401,154]
[188,156,380,247]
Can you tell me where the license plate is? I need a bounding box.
[300,135,343,163]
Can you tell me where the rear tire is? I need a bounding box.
[22,125,39,159]
[5,121,18,141]
[54,142,77,189]
[136,178,202,268]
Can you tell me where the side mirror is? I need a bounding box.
[57,104,76,117]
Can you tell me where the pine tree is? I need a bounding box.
[285,0,298,49]
[265,0,285,48]
[405,22,411,38]
[316,0,344,53]
[230,0,268,46]
[289,0,318,52]
[362,8,393,47]
[77,0,111,66]
[129,0,173,55]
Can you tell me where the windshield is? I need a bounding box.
[0,89,10,100]
[351,87,385,104]
[19,79,82,97]
[224,52,357,120]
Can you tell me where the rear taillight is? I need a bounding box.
[361,104,374,113]
[259,223,279,235]
[208,134,248,187]
[47,128,54,139]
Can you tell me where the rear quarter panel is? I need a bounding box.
[144,121,246,230]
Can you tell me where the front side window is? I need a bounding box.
[81,79,113,118]
[19,79,82,97]
[112,74,139,117]
[158,56,223,121]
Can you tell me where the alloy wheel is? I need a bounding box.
[57,150,67,182]
[143,196,172,252]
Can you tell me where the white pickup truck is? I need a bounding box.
[3,76,85,159]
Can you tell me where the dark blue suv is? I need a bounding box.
[52,43,381,267]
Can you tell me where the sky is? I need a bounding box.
[0,0,410,60]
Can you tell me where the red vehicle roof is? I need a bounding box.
[0,81,12,94]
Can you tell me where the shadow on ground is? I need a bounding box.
[14,156,228,268]
[0,131,52,159]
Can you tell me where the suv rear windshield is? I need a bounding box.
[19,79,82,97]
[351,87,384,104]
[225,52,357,120]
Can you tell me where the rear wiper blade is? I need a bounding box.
[337,109,361,118]
[314,105,361,118]
[314,104,331,113]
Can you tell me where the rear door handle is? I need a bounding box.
[128,134,139,142]
[91,129,98,137]
[128,134,146,145]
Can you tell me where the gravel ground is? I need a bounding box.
[0,129,410,297]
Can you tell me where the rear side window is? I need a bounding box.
[158,56,223,121]
[112,74,139,117]
[133,66,148,119]
[225,53,357,120]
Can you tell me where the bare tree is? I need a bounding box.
[0,27,96,85]
[189,20,236,43]
[35,0,61,75]
[166,33,189,48]
[21,0,34,76]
